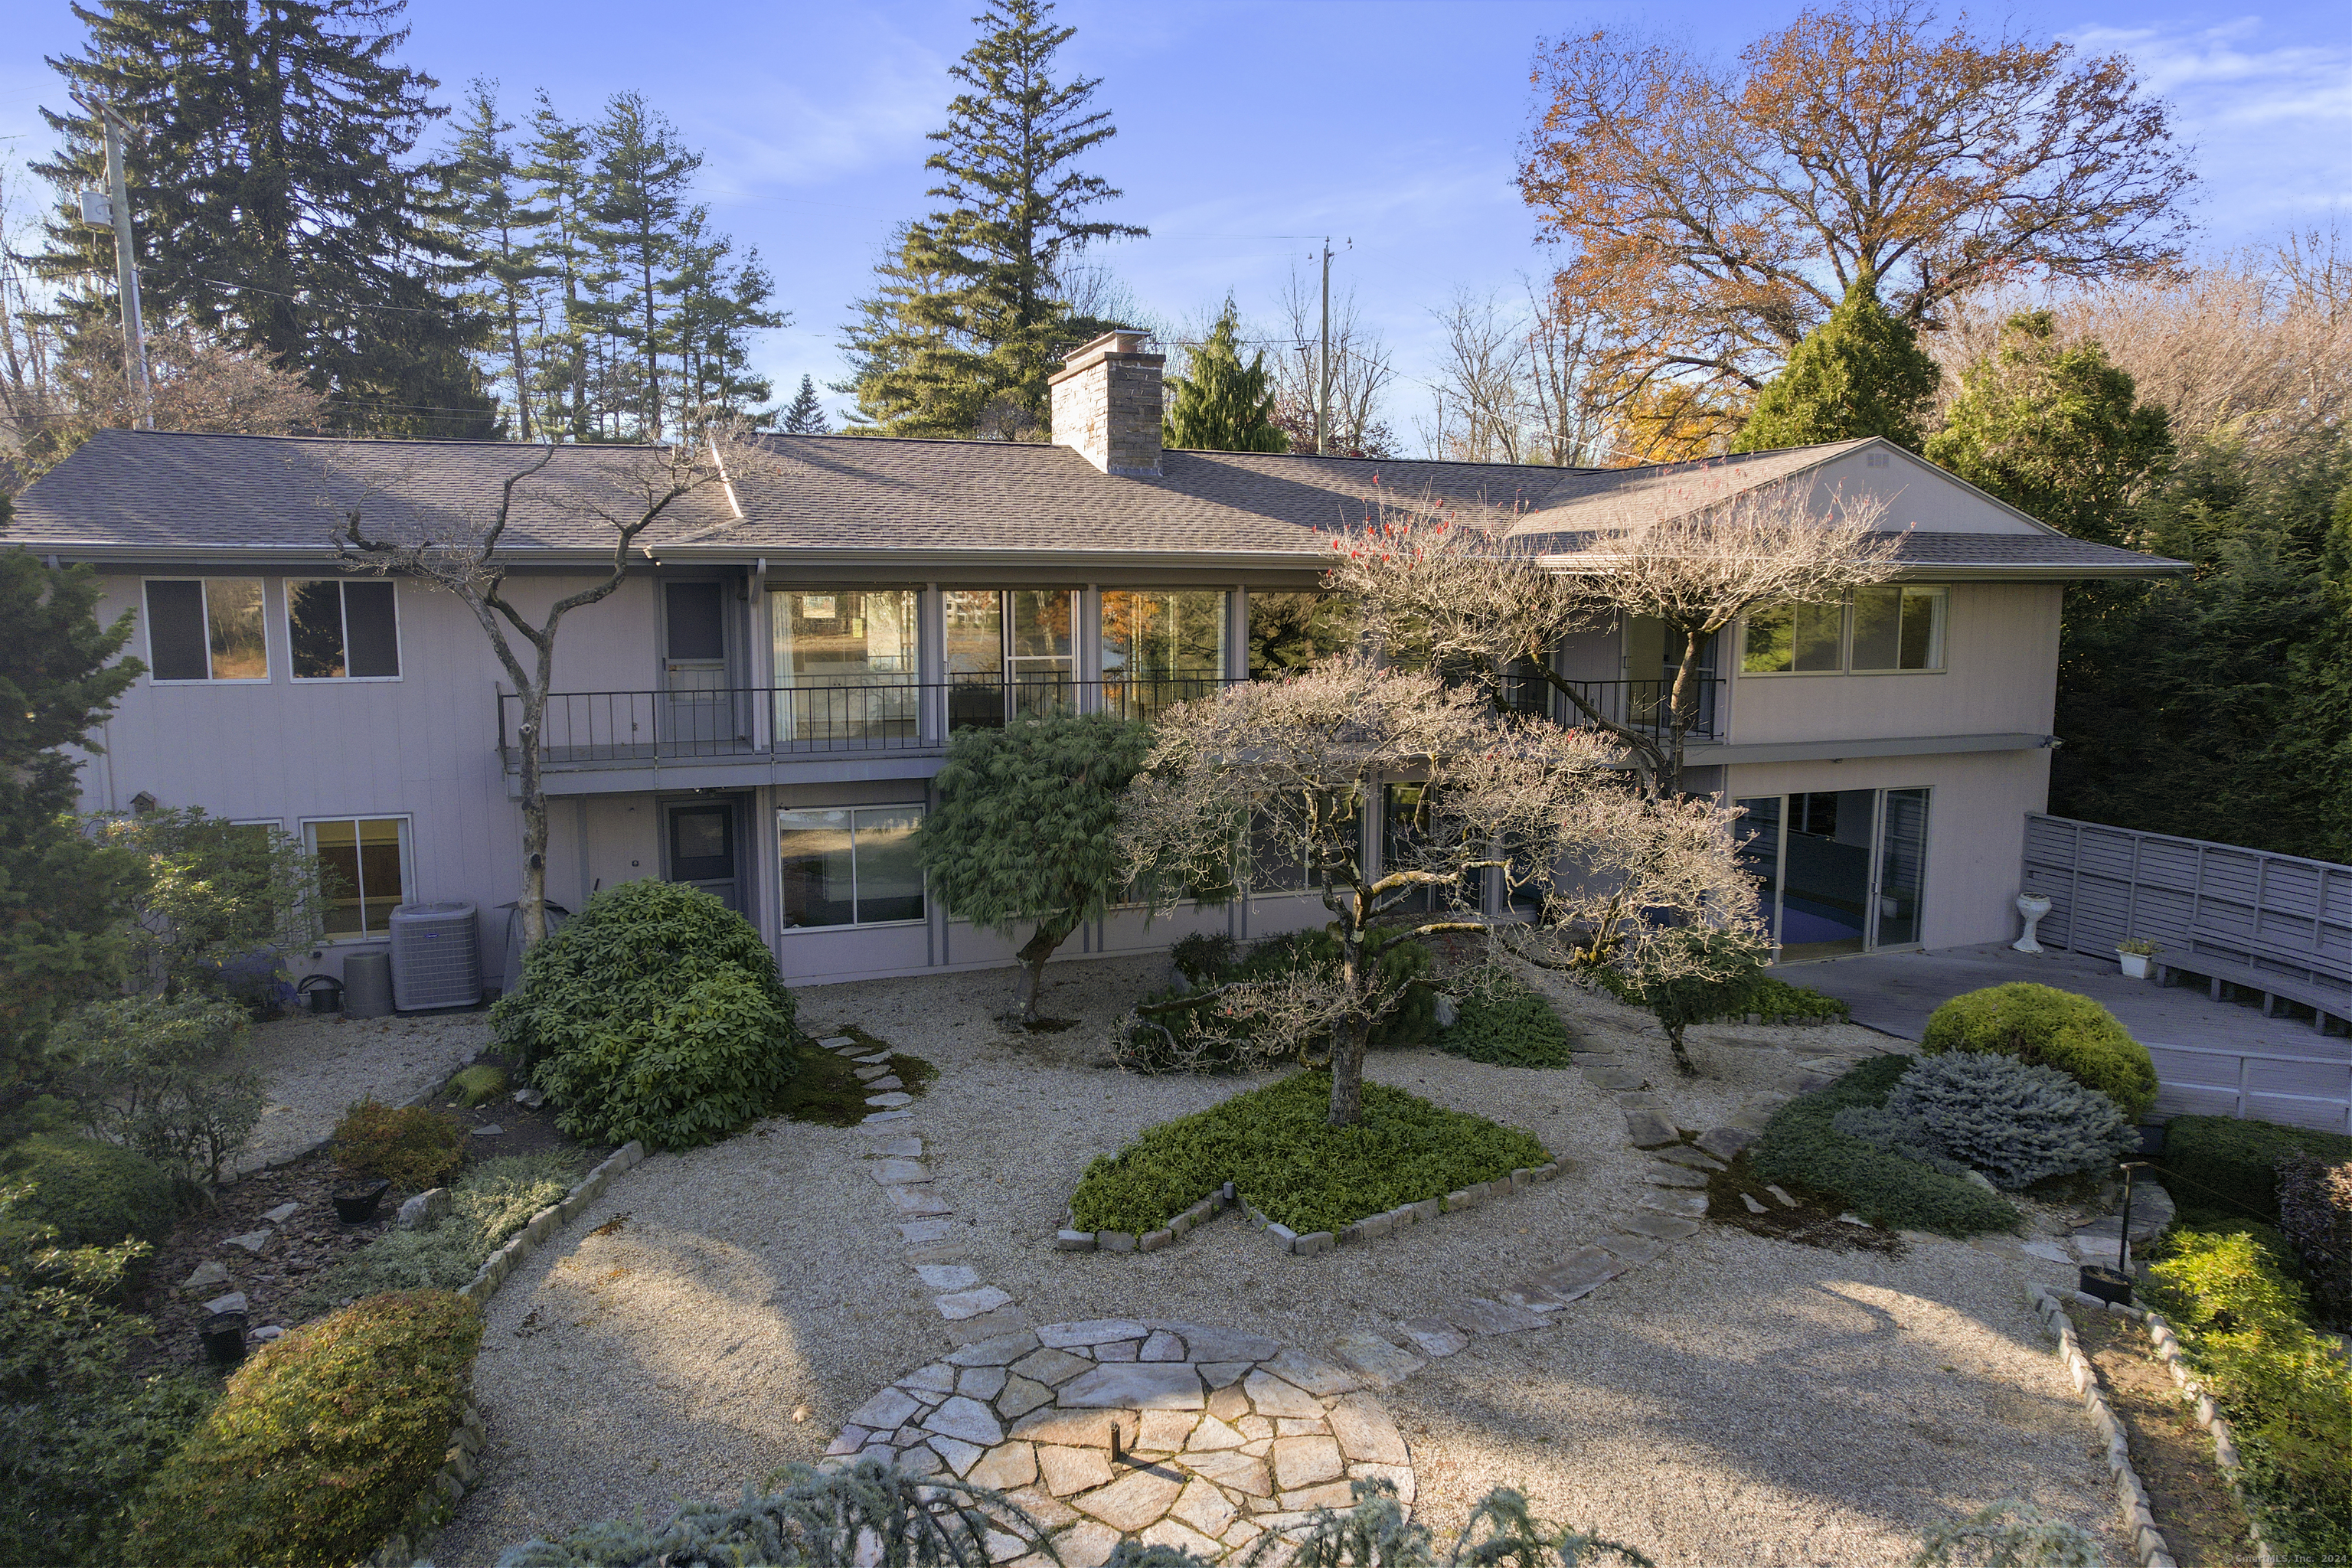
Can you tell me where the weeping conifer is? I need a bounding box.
[1165,302,1286,453]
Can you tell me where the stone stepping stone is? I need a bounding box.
[1639,1191,1708,1219]
[261,1203,299,1225]
[916,1263,982,1291]
[863,1109,913,1123]
[1694,1126,1753,1160]
[935,1286,1018,1321]
[2019,1239,2075,1266]
[1262,1348,1359,1397]
[1741,1193,1769,1214]
[1612,1210,1701,1242]
[948,1306,1035,1347]
[816,1036,857,1049]
[181,1260,230,1292]
[1327,1331,1424,1387]
[1653,1144,1726,1171]
[854,1064,891,1081]
[202,1291,248,1316]
[1040,1319,1152,1349]
[470,1123,504,1137]
[866,1075,906,1092]
[1645,1165,1708,1189]
[884,1185,952,1217]
[1594,1233,1671,1264]
[1765,1184,1799,1207]
[871,1159,932,1185]
[1058,1362,1204,1410]
[869,1136,924,1159]
[1517,1246,1624,1307]
[1615,1092,1667,1112]
[1240,1370,1323,1419]
[900,1217,958,1244]
[1583,1066,1648,1092]
[223,1229,275,1254]
[1622,1109,1678,1148]
[1396,1318,1467,1358]
[855,1050,893,1064]
[867,1091,914,1109]
[1441,1297,1546,1336]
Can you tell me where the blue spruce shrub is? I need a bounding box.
[1883,1053,2135,1189]
[1828,1106,1974,1179]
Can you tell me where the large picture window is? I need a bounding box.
[945,589,1074,724]
[778,805,924,929]
[770,589,919,744]
[145,578,270,681]
[305,816,411,937]
[1102,589,1227,720]
[289,580,400,679]
[1743,587,1945,675]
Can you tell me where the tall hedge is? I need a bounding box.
[2164,1116,2352,1223]
[1920,982,2158,1121]
[492,880,798,1149]
[125,1290,482,1568]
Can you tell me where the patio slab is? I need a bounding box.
[1793,941,2325,1057]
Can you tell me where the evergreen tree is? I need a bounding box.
[37,0,495,436]
[1924,312,2173,546]
[0,551,146,1113]
[666,208,786,425]
[1730,272,1939,453]
[1165,300,1285,452]
[585,92,702,440]
[442,80,552,439]
[780,374,831,434]
[846,0,1144,435]
[519,93,603,442]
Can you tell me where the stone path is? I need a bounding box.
[824,1321,1413,1566]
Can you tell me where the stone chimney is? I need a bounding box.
[1050,329,1164,477]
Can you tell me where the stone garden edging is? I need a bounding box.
[360,1138,650,1568]
[1052,1160,1564,1259]
[2027,1282,2276,1568]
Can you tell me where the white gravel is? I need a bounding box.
[434,954,2129,1568]
[234,1010,492,1171]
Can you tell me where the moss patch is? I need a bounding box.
[769,1028,935,1128]
[1070,1070,1549,1236]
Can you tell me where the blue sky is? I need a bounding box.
[6,1,2349,436]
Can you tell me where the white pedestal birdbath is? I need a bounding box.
[2014,892,2053,954]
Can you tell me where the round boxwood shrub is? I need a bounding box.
[1439,969,1574,1067]
[492,881,799,1150]
[123,1289,483,1568]
[0,1135,177,1248]
[1920,982,2158,1122]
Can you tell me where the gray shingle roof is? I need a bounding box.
[5,427,2185,579]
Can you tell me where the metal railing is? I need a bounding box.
[499,675,1240,766]
[1498,675,1725,739]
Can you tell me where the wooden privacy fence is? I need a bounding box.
[2022,814,2352,1131]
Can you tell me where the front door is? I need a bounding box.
[667,801,740,913]
[1736,788,1930,960]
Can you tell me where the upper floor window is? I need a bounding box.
[1743,586,1946,675]
[289,580,400,679]
[771,589,918,686]
[145,577,269,681]
[1102,589,1227,720]
[946,589,1074,722]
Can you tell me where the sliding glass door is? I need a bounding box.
[1733,787,1931,959]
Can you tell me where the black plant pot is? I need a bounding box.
[201,1311,248,1367]
[2079,1263,2134,1306]
[332,1179,391,1224]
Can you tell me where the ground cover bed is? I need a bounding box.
[1746,1055,2021,1236]
[1069,1067,1551,1238]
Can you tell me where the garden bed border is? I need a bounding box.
[2028,1282,2275,1568]
[1054,1157,1562,1257]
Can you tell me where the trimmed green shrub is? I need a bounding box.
[1882,1054,2136,1189]
[1748,975,1847,1022]
[296,1154,580,1315]
[1919,982,2157,1121]
[0,1185,214,1566]
[1749,1055,2020,1236]
[1070,1070,1547,1236]
[333,1099,463,1192]
[2164,1116,2352,1223]
[1439,969,1574,1067]
[125,1289,484,1568]
[1,1135,177,1249]
[1598,928,1769,1075]
[493,880,799,1148]
[2275,1152,2352,1329]
[1119,929,1436,1074]
[2148,1226,2352,1560]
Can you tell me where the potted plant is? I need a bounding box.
[2116,938,2160,981]
[332,1177,391,1223]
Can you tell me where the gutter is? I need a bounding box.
[1683,732,2057,767]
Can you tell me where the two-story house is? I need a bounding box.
[7,331,2183,993]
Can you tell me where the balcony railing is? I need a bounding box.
[1499,675,1726,740]
[498,675,1237,766]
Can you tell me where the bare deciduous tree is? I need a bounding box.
[318,426,762,947]
[1324,476,1898,794]
[1267,267,1397,457]
[1116,654,1759,1119]
[1417,290,1531,464]
[1520,1,2197,416]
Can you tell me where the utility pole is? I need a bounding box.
[1316,238,1331,456]
[74,98,152,430]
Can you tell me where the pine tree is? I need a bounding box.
[36,0,495,436]
[519,93,603,441]
[780,374,831,434]
[585,92,701,440]
[667,208,786,425]
[1924,312,2174,546]
[442,80,553,439]
[1730,272,1939,453]
[1165,300,1285,452]
[846,0,1144,435]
